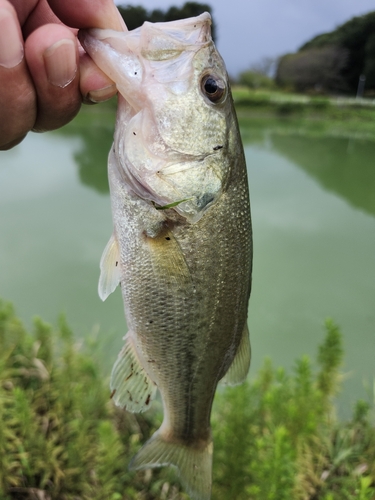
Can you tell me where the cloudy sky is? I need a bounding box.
[115,0,375,77]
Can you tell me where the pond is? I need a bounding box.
[0,104,374,417]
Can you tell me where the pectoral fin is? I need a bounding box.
[98,233,121,301]
[221,323,251,386]
[110,334,157,413]
[146,226,192,287]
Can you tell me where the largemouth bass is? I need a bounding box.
[80,12,252,500]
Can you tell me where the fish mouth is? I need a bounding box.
[141,12,212,54]
[80,12,212,50]
[78,13,212,100]
[80,13,225,223]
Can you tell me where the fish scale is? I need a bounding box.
[80,12,252,500]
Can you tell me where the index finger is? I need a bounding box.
[47,0,126,30]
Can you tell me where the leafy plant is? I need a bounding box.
[211,320,374,500]
[0,300,374,499]
[238,70,275,90]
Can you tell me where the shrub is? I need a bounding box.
[234,93,272,108]
[276,101,305,115]
[238,70,275,90]
[0,301,374,499]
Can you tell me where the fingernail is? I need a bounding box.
[0,8,24,68]
[44,39,77,88]
[86,84,117,103]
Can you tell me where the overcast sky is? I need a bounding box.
[115,0,375,77]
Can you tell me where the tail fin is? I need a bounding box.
[129,431,213,500]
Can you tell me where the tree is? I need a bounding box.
[276,46,349,93]
[364,32,375,89]
[117,5,148,30]
[290,12,375,92]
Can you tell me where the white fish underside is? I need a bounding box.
[80,12,252,500]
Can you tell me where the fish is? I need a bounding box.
[79,12,252,500]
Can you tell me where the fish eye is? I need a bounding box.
[201,74,226,103]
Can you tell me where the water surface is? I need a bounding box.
[0,108,374,415]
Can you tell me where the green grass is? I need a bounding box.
[232,87,375,141]
[1,300,374,499]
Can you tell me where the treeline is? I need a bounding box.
[117,2,216,40]
[276,11,375,94]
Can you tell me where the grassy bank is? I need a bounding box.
[0,299,374,499]
[232,87,375,141]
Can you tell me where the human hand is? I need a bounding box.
[0,0,125,150]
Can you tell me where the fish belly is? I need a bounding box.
[110,151,251,500]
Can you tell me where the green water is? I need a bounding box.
[0,106,374,415]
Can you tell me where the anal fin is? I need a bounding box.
[110,334,157,412]
[221,323,251,386]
